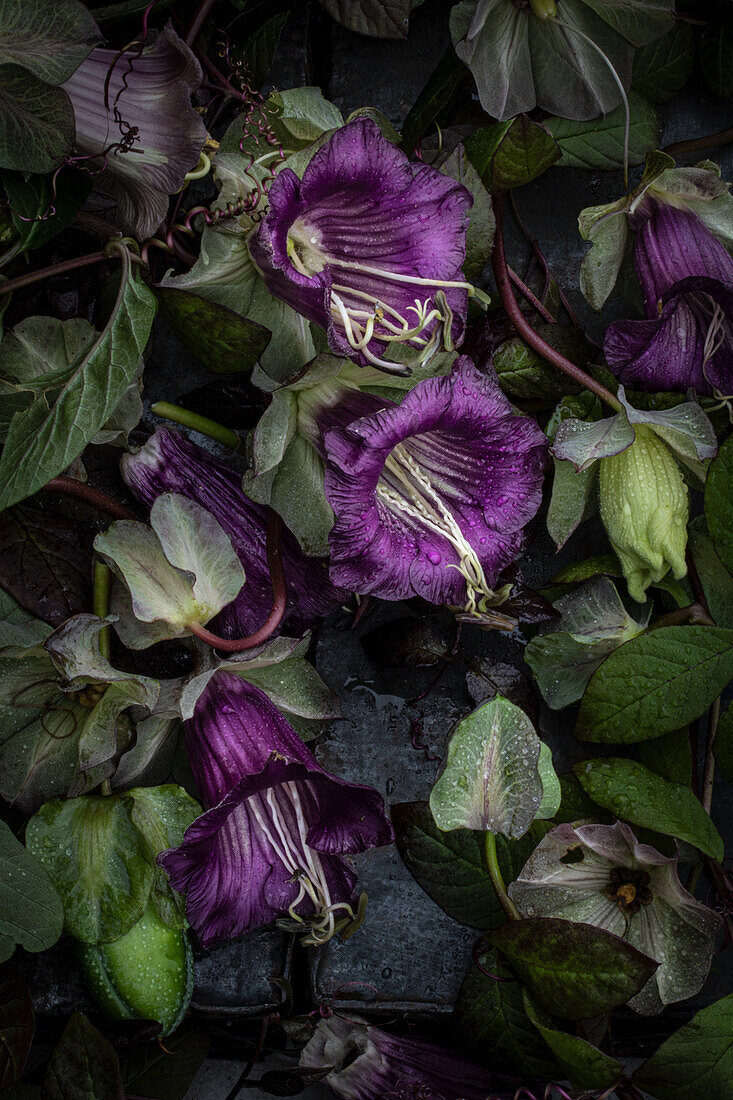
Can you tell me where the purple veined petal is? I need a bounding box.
[634,202,733,315]
[121,427,348,637]
[604,275,733,396]
[323,356,547,611]
[62,25,207,238]
[251,118,474,372]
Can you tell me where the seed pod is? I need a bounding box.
[76,903,193,1035]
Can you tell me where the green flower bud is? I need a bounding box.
[76,903,193,1035]
[599,425,688,604]
[529,0,557,18]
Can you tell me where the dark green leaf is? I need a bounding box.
[236,11,288,89]
[551,553,621,585]
[401,46,469,155]
[699,22,733,101]
[0,506,92,627]
[0,820,62,961]
[487,917,657,1019]
[522,991,621,1090]
[0,967,34,1090]
[0,588,50,648]
[546,458,597,551]
[361,619,448,667]
[547,94,660,170]
[706,434,733,576]
[318,0,410,38]
[638,728,692,786]
[2,168,92,254]
[122,1025,210,1100]
[576,626,733,743]
[26,796,153,944]
[689,523,733,630]
[392,801,534,930]
[42,1013,123,1100]
[154,285,270,375]
[0,65,74,174]
[464,115,559,192]
[494,328,584,400]
[573,758,724,859]
[714,704,733,786]
[0,0,101,84]
[453,946,557,1077]
[0,245,156,511]
[634,993,733,1100]
[632,21,694,104]
[555,772,612,825]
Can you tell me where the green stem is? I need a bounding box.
[484,832,520,921]
[150,401,242,452]
[93,561,112,663]
[701,696,721,815]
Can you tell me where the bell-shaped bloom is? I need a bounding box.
[321,356,547,619]
[599,424,688,604]
[604,203,733,395]
[249,118,475,374]
[121,427,348,637]
[300,1016,525,1100]
[159,673,393,946]
[62,26,207,238]
[509,821,722,1015]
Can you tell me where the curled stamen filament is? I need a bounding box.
[703,300,726,364]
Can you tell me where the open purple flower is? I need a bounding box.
[121,427,348,637]
[159,673,393,946]
[62,26,207,238]
[300,1015,525,1100]
[604,203,733,395]
[249,118,477,374]
[321,356,547,619]
[509,821,722,1014]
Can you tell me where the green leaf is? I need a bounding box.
[0,967,34,1090]
[238,655,340,723]
[2,168,93,254]
[0,65,74,174]
[576,625,733,744]
[638,728,692,787]
[235,10,288,89]
[522,991,622,1090]
[440,144,495,284]
[0,506,92,627]
[546,458,597,551]
[632,21,694,104]
[453,946,557,1077]
[318,0,410,39]
[634,993,733,1100]
[122,1025,209,1100]
[392,801,534,930]
[464,115,559,192]
[688,523,733,630]
[0,820,62,961]
[125,785,201,927]
[245,433,333,558]
[552,410,635,473]
[43,1013,123,1100]
[25,796,154,944]
[578,198,629,311]
[699,22,733,102]
[547,94,660,170]
[494,329,585,401]
[153,286,270,374]
[487,917,657,1020]
[0,0,101,84]
[573,758,724,860]
[714,704,733,786]
[0,245,156,512]
[706,433,733,577]
[429,697,549,838]
[0,588,50,649]
[400,46,469,155]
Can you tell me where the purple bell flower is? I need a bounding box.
[62,26,207,239]
[320,356,547,618]
[300,1015,525,1100]
[121,428,348,637]
[159,673,393,946]
[604,203,733,395]
[249,118,476,374]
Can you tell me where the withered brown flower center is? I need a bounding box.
[604,867,654,916]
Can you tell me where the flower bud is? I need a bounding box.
[599,425,688,603]
[76,903,193,1035]
[530,0,557,18]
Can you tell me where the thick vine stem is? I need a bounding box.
[484,832,520,921]
[45,477,138,521]
[150,401,243,452]
[188,510,286,652]
[491,193,623,412]
[93,561,113,662]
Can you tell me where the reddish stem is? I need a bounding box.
[45,477,138,521]
[507,266,556,324]
[185,0,217,45]
[492,194,621,411]
[188,510,286,652]
[0,251,107,297]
